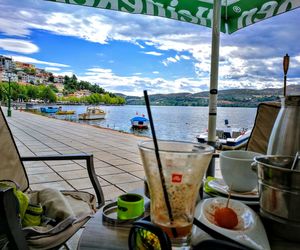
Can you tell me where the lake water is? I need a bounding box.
[45,105,257,142]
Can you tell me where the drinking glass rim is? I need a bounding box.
[138,139,214,154]
[220,150,261,161]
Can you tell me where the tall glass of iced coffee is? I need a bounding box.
[139,140,214,248]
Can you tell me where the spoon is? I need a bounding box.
[291,152,299,170]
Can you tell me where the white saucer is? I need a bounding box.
[208,178,259,199]
[207,192,259,205]
[194,197,270,250]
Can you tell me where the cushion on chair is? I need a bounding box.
[246,102,281,154]
[1,182,96,249]
[24,189,96,249]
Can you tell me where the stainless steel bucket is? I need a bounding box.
[254,155,300,241]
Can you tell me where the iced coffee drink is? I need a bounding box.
[139,140,213,247]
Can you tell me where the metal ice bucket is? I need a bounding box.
[253,155,300,241]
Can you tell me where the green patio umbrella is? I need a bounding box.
[46,0,300,146]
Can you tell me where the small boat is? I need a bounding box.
[56,110,75,115]
[130,114,149,129]
[78,107,106,120]
[40,107,59,113]
[196,119,252,149]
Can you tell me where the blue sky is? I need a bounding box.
[0,0,300,96]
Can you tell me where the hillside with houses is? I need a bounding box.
[0,55,64,89]
[1,55,299,107]
[0,55,125,105]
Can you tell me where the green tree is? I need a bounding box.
[102,93,111,104]
[64,74,78,93]
[39,86,57,103]
[90,84,105,94]
[17,85,27,102]
[26,85,39,100]
[64,75,70,83]
[48,73,54,83]
[0,83,8,102]
[68,96,81,103]
[49,84,59,93]
[116,96,125,105]
[71,74,77,83]
[24,68,36,75]
[11,83,21,101]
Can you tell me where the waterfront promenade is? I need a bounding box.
[5,108,146,201]
[5,108,221,202]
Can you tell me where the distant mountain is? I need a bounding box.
[119,85,300,107]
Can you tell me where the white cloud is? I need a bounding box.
[87,68,112,74]
[162,54,191,66]
[0,1,299,92]
[6,55,70,68]
[0,16,32,37]
[152,71,159,74]
[162,56,180,66]
[78,67,211,96]
[0,39,39,54]
[181,55,191,60]
[36,13,112,44]
[143,51,163,56]
[134,41,145,49]
[45,67,61,72]
[59,71,74,77]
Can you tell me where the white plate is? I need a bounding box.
[194,197,270,250]
[208,178,259,199]
[207,192,259,205]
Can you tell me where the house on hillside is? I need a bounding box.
[0,70,18,82]
[54,83,64,92]
[74,90,91,97]
[35,73,50,85]
[15,61,35,71]
[0,56,15,72]
[29,75,37,84]
[17,71,29,84]
[54,75,64,84]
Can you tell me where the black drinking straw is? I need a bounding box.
[143,90,177,238]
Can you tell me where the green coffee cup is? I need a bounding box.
[117,193,144,220]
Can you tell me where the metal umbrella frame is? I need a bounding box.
[45,0,300,145]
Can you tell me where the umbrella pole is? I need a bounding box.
[206,0,222,177]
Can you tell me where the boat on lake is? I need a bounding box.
[56,110,75,115]
[130,114,149,129]
[78,107,106,120]
[40,107,59,113]
[196,119,252,149]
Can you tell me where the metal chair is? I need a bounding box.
[0,106,105,249]
[245,101,281,154]
[207,101,281,177]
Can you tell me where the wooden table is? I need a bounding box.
[78,205,142,250]
[78,194,300,250]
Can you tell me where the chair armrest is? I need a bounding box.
[0,187,29,250]
[20,154,105,208]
